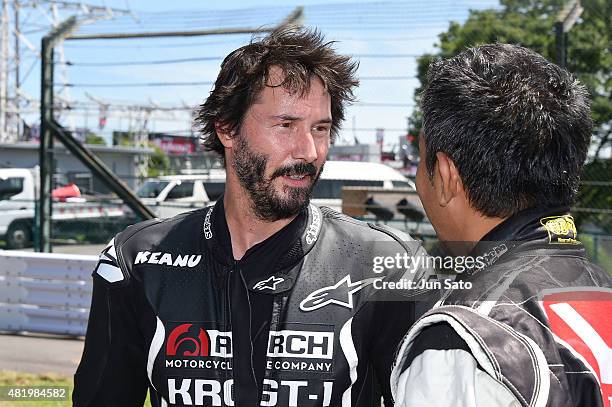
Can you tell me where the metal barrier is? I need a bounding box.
[0,251,96,336]
[0,232,607,339]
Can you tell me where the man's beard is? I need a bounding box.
[231,134,323,222]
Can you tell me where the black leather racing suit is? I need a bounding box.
[391,207,612,407]
[73,200,431,406]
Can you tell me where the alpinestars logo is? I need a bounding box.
[253,276,285,291]
[305,205,321,245]
[203,207,213,239]
[299,275,377,312]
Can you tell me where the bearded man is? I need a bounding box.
[73,28,431,407]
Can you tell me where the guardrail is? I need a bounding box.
[0,231,607,339]
[0,251,96,337]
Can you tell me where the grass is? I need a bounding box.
[0,371,152,407]
[0,371,71,407]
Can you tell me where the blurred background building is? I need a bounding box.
[0,0,609,261]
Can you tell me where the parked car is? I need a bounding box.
[0,167,124,249]
[136,161,416,216]
[135,170,226,219]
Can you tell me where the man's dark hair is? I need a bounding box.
[196,27,358,160]
[421,43,592,218]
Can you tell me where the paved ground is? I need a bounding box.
[0,245,100,376]
[0,333,84,376]
[0,244,100,377]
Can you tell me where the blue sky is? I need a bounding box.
[17,0,500,147]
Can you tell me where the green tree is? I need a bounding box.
[147,144,170,177]
[408,0,611,231]
[84,132,106,145]
[409,0,611,155]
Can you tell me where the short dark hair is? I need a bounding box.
[196,27,358,159]
[421,43,592,217]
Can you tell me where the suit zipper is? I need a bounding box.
[226,264,233,385]
[239,269,260,401]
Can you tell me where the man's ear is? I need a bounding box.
[434,151,463,207]
[215,122,235,148]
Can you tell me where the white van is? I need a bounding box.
[136,161,416,218]
[313,161,415,211]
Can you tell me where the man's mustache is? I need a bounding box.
[271,162,318,179]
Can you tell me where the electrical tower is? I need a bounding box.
[0,0,130,143]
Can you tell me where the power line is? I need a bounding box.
[55,100,414,111]
[64,56,222,66]
[63,37,249,49]
[350,127,408,131]
[61,81,215,88]
[8,0,499,147]
[358,54,420,58]
[61,34,437,50]
[60,104,194,112]
[354,102,414,107]
[61,76,417,88]
[61,53,420,67]
[117,127,411,135]
[114,1,497,21]
[69,3,497,36]
[74,17,468,35]
[359,76,418,80]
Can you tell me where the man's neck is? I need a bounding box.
[443,209,506,256]
[223,183,297,261]
[465,211,506,242]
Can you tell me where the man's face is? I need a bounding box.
[229,69,332,221]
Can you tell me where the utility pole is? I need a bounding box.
[13,0,19,140]
[36,7,303,252]
[38,16,79,252]
[0,1,134,145]
[0,0,8,142]
[555,0,583,68]
[51,2,75,132]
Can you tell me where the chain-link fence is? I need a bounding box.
[573,158,612,235]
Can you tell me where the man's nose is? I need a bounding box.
[292,129,318,163]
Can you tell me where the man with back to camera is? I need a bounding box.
[73,27,432,407]
[390,44,612,406]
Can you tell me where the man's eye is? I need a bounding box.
[279,122,291,128]
[314,126,330,133]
